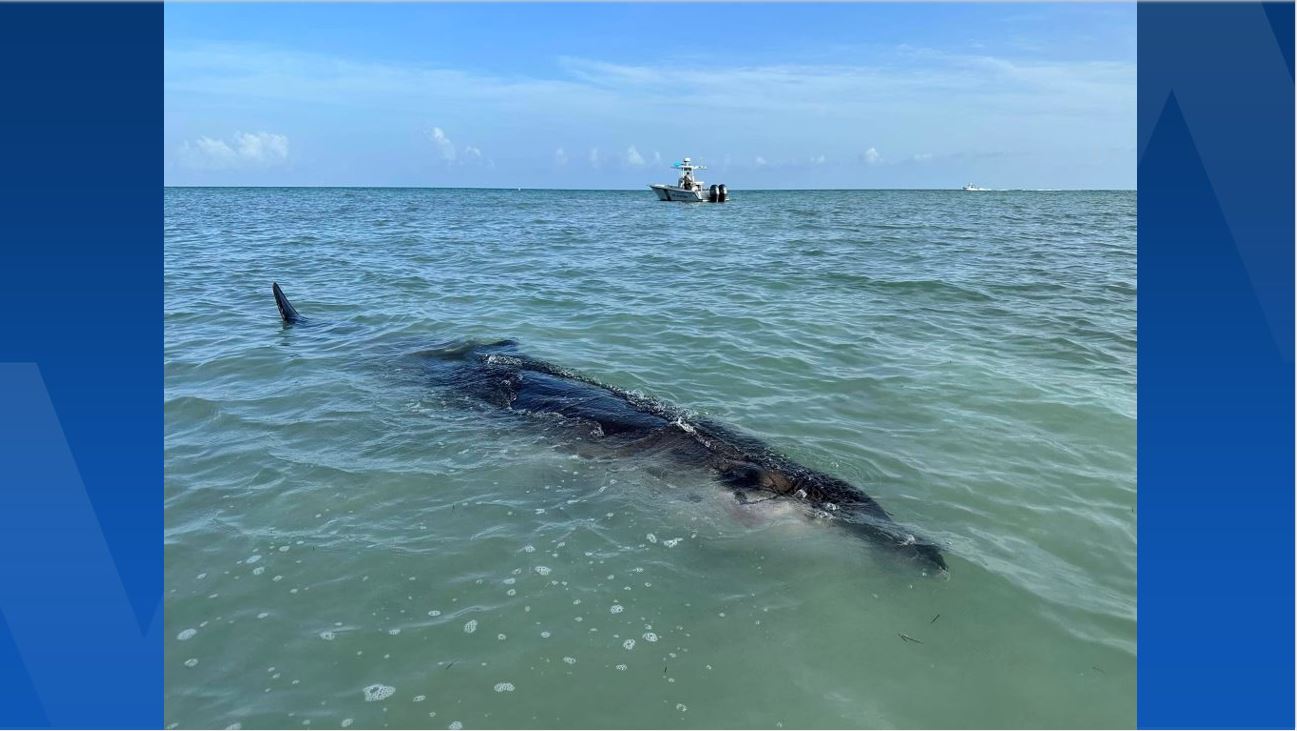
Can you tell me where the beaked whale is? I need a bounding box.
[271,282,947,573]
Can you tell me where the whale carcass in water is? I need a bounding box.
[271,282,947,573]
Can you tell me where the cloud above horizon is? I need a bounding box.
[429,127,456,162]
[164,4,1134,188]
[178,131,289,170]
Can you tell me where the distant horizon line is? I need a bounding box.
[164,185,1137,192]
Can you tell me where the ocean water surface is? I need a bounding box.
[165,188,1136,729]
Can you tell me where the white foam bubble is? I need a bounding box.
[493,682,515,693]
[646,533,658,544]
[610,604,624,614]
[413,695,426,703]
[341,720,353,728]
[363,684,395,702]
[663,538,682,548]
[246,555,262,564]
[319,631,336,641]
[534,566,551,576]
[463,620,478,634]
[523,545,536,553]
[622,639,636,650]
[563,656,576,665]
[540,630,551,639]
[643,632,658,642]
[252,566,265,576]
[676,704,688,712]
[388,628,401,636]
[615,664,628,671]
[184,658,198,668]
[176,628,197,641]
[449,722,463,730]
[428,610,442,617]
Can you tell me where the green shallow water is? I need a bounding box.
[164,188,1136,729]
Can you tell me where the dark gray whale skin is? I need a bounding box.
[273,283,946,573]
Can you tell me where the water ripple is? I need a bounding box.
[166,188,1135,729]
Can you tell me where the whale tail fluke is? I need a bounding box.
[847,518,947,573]
[273,282,302,325]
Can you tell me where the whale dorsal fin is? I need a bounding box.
[272,282,302,324]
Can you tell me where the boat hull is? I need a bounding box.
[650,184,709,202]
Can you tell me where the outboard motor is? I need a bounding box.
[718,184,728,203]
[708,184,720,203]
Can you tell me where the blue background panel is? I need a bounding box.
[1138,3,1294,729]
[0,3,161,728]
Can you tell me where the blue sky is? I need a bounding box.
[165,3,1136,189]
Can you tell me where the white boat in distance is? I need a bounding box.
[650,158,728,202]
[962,183,988,191]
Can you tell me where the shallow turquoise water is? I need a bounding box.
[165,188,1136,729]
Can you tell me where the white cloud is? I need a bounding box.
[167,43,1131,132]
[233,132,288,163]
[164,39,1134,187]
[555,53,1133,122]
[429,127,457,162]
[861,147,881,165]
[179,131,288,170]
[168,44,1132,125]
[810,154,827,165]
[554,147,568,167]
[913,152,934,162]
[624,145,645,166]
[427,127,489,166]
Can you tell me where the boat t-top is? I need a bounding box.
[650,157,728,202]
[961,183,988,191]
